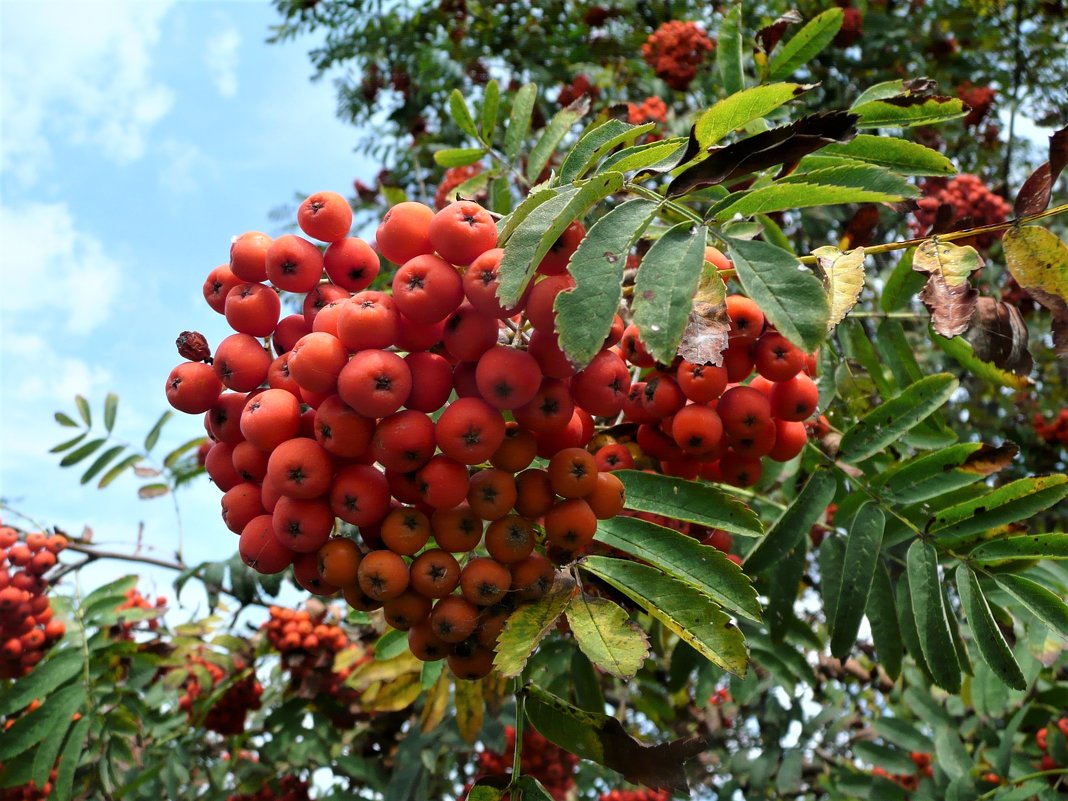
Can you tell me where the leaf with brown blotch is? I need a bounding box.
[965,297,1032,375]
[1014,124,1068,217]
[912,239,984,337]
[667,111,858,197]
[677,265,729,365]
[1003,225,1068,360]
[522,683,711,794]
[958,442,1019,476]
[815,245,866,329]
[756,9,803,55]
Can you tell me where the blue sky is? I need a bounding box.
[0,0,376,610]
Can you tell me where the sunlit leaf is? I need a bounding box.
[558,119,654,183]
[767,8,843,81]
[1003,225,1068,359]
[912,239,984,337]
[454,676,484,743]
[815,246,866,329]
[929,474,1068,549]
[504,83,538,161]
[565,595,649,679]
[694,83,816,148]
[448,88,479,139]
[493,576,576,677]
[615,469,763,537]
[527,95,590,182]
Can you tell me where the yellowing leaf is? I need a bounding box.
[454,677,485,744]
[364,671,423,712]
[911,239,984,337]
[1003,225,1068,359]
[420,670,450,734]
[815,245,866,329]
[347,651,421,689]
[492,575,576,677]
[565,595,650,679]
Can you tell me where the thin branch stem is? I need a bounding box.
[977,768,1068,800]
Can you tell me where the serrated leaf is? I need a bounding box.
[419,670,450,734]
[454,676,484,743]
[818,534,844,632]
[600,137,689,174]
[52,716,89,801]
[852,80,911,107]
[103,392,118,432]
[31,707,74,788]
[448,88,479,139]
[565,595,649,678]
[54,411,79,428]
[971,534,1068,564]
[818,134,956,176]
[434,147,487,168]
[0,683,85,761]
[497,172,624,306]
[726,237,829,352]
[615,469,763,537]
[527,95,590,182]
[366,672,423,712]
[867,561,903,679]
[815,246,866,329]
[74,395,91,426]
[781,163,920,197]
[596,516,759,621]
[50,431,89,454]
[717,3,744,94]
[712,181,905,221]
[493,576,576,677]
[143,410,172,451]
[554,198,659,366]
[557,119,654,183]
[746,468,836,574]
[929,474,1068,549]
[838,373,958,462]
[58,437,106,467]
[872,443,1016,504]
[767,8,843,81]
[695,83,815,148]
[1003,226,1068,359]
[80,445,125,485]
[912,239,985,337]
[852,95,968,128]
[932,328,1031,389]
[957,565,1027,690]
[993,573,1068,639]
[907,539,961,692]
[504,83,538,161]
[481,79,500,141]
[97,454,142,489]
[830,503,885,658]
[0,650,83,717]
[582,556,748,675]
[497,184,561,243]
[632,222,707,363]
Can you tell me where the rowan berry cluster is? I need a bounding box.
[436,164,483,210]
[470,725,579,801]
[833,6,864,47]
[557,74,599,107]
[111,586,167,639]
[0,767,58,801]
[911,174,1011,248]
[226,775,311,801]
[599,789,670,801]
[641,20,714,90]
[1035,717,1068,775]
[957,82,997,128]
[626,96,668,128]
[872,751,933,792]
[167,192,630,680]
[0,527,66,679]
[1033,411,1068,446]
[178,651,263,736]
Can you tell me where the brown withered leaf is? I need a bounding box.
[901,78,938,96]
[912,239,985,337]
[1003,225,1068,360]
[667,111,858,197]
[756,9,803,55]
[677,266,729,365]
[966,297,1033,375]
[958,442,1019,476]
[1014,124,1068,217]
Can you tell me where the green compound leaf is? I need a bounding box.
[717,3,745,95]
[492,576,576,677]
[555,198,659,367]
[434,147,487,168]
[867,561,903,679]
[601,137,688,174]
[0,649,84,718]
[871,442,1017,504]
[596,515,760,622]
[632,222,708,364]
[907,539,961,692]
[852,95,968,128]
[527,95,590,182]
[817,134,956,176]
[993,573,1068,640]
[957,565,1027,690]
[767,8,843,81]
[745,468,836,574]
[565,595,650,679]
[504,83,538,161]
[0,683,85,761]
[726,237,829,352]
[971,533,1068,565]
[448,88,479,139]
[558,119,655,184]
[497,172,624,306]
[695,83,815,148]
[582,556,748,675]
[830,503,885,659]
[480,79,500,141]
[838,373,958,462]
[929,474,1068,549]
[712,181,905,221]
[615,469,763,537]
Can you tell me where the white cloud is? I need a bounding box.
[204,25,241,98]
[0,1,176,187]
[0,202,121,335]
[157,139,211,194]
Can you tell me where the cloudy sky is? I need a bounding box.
[0,1,375,610]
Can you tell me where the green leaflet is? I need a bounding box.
[957,566,1027,690]
[527,98,589,182]
[767,8,843,81]
[717,3,745,94]
[906,539,961,692]
[615,469,763,537]
[852,96,968,128]
[565,595,650,679]
[830,503,885,658]
[557,119,655,183]
[993,573,1068,639]
[929,474,1068,549]
[867,562,903,679]
[711,181,908,220]
[745,468,836,574]
[694,83,815,148]
[817,134,955,176]
[504,83,538,161]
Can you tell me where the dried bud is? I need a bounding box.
[176,331,211,362]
